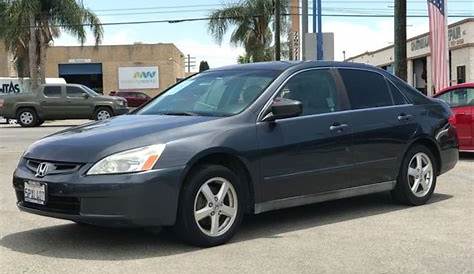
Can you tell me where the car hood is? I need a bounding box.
[24,115,219,163]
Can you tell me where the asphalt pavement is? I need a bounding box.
[0,120,473,274]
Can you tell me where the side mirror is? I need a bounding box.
[82,93,90,99]
[262,98,303,122]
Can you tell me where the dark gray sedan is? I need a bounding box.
[13,61,458,246]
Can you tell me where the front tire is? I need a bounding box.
[94,107,113,121]
[16,108,39,127]
[392,145,437,205]
[174,165,244,247]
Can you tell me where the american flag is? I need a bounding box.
[427,0,449,92]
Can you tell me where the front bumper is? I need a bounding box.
[13,162,185,227]
[114,106,129,116]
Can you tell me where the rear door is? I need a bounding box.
[337,68,418,186]
[257,68,354,202]
[40,85,66,119]
[65,86,94,118]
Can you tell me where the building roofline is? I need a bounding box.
[346,18,474,61]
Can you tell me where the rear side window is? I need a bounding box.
[339,69,393,109]
[43,86,62,98]
[66,86,86,97]
[446,88,474,107]
[276,69,342,116]
[387,74,430,104]
[387,80,408,105]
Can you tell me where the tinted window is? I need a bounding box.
[387,80,408,105]
[137,70,279,116]
[66,86,86,97]
[339,69,392,109]
[43,86,62,97]
[386,74,430,104]
[436,92,451,105]
[276,69,341,116]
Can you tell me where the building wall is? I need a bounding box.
[347,19,474,95]
[45,43,185,96]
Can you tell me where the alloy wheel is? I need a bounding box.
[97,110,111,120]
[19,112,34,125]
[193,177,238,237]
[407,152,434,198]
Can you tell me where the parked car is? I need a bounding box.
[13,62,458,247]
[113,91,151,107]
[0,83,128,127]
[433,82,474,152]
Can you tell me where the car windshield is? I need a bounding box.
[82,85,100,96]
[136,69,280,117]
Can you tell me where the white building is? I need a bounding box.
[347,18,474,96]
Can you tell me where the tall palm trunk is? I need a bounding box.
[28,14,39,91]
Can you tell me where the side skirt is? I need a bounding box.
[254,180,396,214]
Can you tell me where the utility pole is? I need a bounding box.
[316,0,323,60]
[302,0,308,60]
[274,0,281,61]
[394,0,407,81]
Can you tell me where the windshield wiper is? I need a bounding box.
[158,111,199,116]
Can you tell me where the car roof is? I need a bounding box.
[435,82,474,96]
[208,60,382,73]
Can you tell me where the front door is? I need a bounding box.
[257,68,354,203]
[65,86,93,119]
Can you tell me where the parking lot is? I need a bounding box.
[0,121,472,274]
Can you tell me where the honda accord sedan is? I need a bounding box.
[13,61,458,247]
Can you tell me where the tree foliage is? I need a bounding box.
[0,0,103,86]
[208,0,287,62]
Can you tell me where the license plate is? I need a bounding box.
[24,181,47,205]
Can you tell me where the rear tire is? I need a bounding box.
[94,107,113,121]
[392,145,437,206]
[174,165,245,247]
[16,108,39,127]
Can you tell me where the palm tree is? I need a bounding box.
[0,0,103,89]
[208,0,287,62]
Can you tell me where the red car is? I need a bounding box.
[434,82,474,152]
[111,91,151,108]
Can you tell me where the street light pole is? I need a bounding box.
[316,0,323,60]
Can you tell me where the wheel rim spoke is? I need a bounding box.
[408,167,417,177]
[200,184,214,203]
[195,207,212,221]
[411,178,421,192]
[221,205,236,217]
[216,181,229,203]
[209,214,220,235]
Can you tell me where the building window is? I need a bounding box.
[456,66,466,84]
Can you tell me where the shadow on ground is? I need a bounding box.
[0,192,452,260]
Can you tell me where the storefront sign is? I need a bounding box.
[118,66,159,90]
[68,59,92,63]
[410,25,466,52]
[0,78,31,94]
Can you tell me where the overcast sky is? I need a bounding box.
[54,0,473,70]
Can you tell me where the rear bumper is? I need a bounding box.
[439,147,458,175]
[13,165,185,227]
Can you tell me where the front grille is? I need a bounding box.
[17,190,80,215]
[25,159,81,176]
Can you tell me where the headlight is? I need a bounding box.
[117,100,126,106]
[87,144,166,175]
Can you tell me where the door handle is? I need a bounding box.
[329,123,349,132]
[397,113,413,121]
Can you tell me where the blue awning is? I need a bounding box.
[58,63,102,75]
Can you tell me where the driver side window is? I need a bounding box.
[276,69,341,116]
